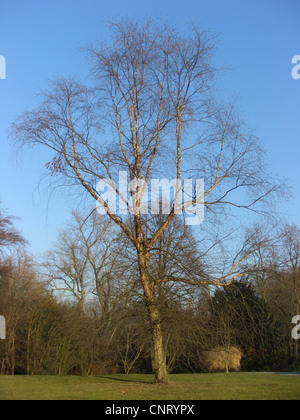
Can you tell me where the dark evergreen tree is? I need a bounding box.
[209,281,284,370]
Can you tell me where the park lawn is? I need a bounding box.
[0,373,299,400]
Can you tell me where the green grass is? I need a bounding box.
[0,373,299,400]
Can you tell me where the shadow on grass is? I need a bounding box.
[95,375,154,385]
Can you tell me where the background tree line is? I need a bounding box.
[1,204,299,375]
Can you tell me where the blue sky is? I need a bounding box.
[0,0,300,256]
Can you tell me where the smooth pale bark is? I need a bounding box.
[138,251,169,384]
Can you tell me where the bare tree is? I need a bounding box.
[43,211,136,319]
[0,251,42,374]
[10,19,282,383]
[0,205,26,254]
[245,222,300,360]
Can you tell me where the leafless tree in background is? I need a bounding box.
[0,205,26,254]
[43,211,137,319]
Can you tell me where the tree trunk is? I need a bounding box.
[148,300,169,383]
[138,252,169,384]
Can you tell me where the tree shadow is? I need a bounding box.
[95,375,153,385]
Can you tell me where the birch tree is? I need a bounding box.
[11,19,281,383]
[43,211,137,319]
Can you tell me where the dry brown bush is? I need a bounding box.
[202,346,242,373]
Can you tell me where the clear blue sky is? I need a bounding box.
[0,0,300,256]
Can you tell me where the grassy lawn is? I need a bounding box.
[0,373,299,400]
